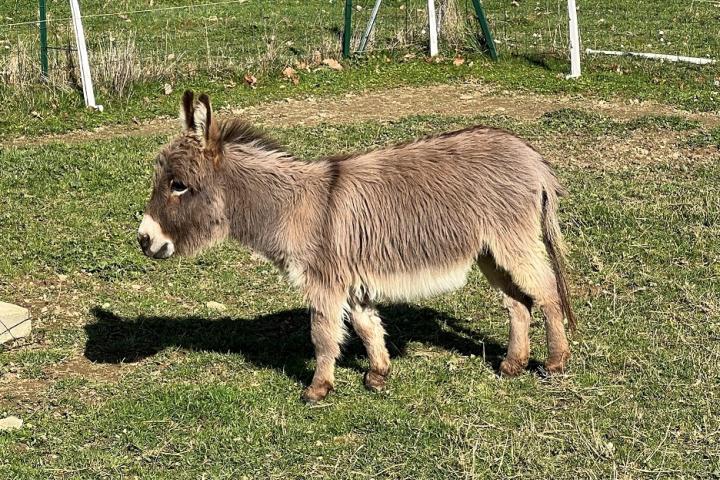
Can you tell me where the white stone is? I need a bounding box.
[206,301,227,312]
[0,416,23,431]
[0,302,31,344]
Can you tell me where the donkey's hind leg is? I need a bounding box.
[350,302,391,392]
[492,242,571,374]
[477,255,533,377]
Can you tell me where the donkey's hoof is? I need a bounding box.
[364,370,389,392]
[499,358,527,377]
[301,382,333,404]
[544,352,570,374]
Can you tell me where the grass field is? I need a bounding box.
[0,0,718,140]
[1,0,720,478]
[1,106,719,477]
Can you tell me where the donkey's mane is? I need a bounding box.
[219,118,284,152]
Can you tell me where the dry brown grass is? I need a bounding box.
[0,34,179,97]
[437,0,474,51]
[349,0,473,53]
[93,35,180,96]
[0,39,51,89]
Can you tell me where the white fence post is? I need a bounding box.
[427,0,438,57]
[69,0,102,110]
[567,0,581,78]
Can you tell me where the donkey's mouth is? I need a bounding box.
[148,242,175,259]
[137,233,175,259]
[137,214,176,259]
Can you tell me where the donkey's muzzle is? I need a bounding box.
[137,214,176,259]
[138,233,174,259]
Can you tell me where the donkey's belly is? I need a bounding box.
[358,260,474,302]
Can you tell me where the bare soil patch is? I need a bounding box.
[0,355,133,409]
[537,129,720,170]
[5,82,718,148]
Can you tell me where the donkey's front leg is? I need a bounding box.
[302,300,347,403]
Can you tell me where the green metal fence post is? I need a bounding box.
[470,0,498,61]
[343,0,353,58]
[38,0,49,79]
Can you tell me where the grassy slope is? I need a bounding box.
[1,113,719,477]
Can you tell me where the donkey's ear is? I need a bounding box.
[180,90,196,131]
[194,93,221,150]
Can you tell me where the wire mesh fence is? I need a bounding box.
[486,0,720,59]
[0,0,718,96]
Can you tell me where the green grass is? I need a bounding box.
[0,0,718,140]
[1,111,719,477]
[687,126,720,149]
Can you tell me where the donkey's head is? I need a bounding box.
[138,91,229,259]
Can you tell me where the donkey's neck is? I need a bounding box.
[222,145,328,264]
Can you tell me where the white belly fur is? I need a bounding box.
[358,260,474,302]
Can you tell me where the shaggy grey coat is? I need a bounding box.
[138,91,576,402]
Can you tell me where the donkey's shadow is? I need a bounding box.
[85,305,513,385]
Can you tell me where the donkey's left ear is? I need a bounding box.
[193,93,221,151]
[181,90,196,130]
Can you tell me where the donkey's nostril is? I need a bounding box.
[138,233,151,252]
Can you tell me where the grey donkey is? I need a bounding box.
[138,91,576,403]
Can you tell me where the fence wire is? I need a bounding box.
[485,0,720,59]
[1,0,718,94]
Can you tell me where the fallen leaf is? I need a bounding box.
[282,66,296,77]
[244,73,257,89]
[453,56,465,66]
[322,58,343,71]
[282,66,300,85]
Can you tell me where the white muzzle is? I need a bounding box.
[137,214,175,259]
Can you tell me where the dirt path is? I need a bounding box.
[5,82,718,148]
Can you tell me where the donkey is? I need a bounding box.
[138,91,576,403]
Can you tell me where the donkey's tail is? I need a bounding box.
[541,181,577,333]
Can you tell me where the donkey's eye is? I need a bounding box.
[170,180,189,196]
